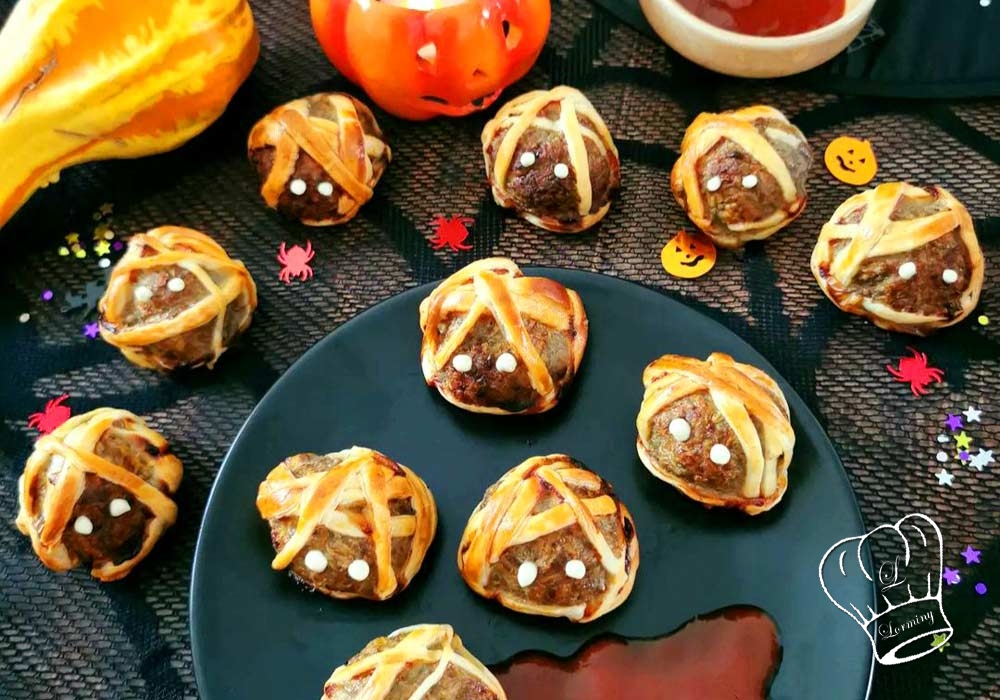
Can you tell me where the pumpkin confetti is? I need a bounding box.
[824,136,878,186]
[661,230,717,279]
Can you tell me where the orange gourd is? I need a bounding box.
[0,0,260,230]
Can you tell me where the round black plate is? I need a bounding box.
[191,269,873,699]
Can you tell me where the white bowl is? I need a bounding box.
[639,0,877,78]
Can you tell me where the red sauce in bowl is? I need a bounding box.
[677,0,847,37]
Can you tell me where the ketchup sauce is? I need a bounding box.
[678,0,847,37]
[493,606,781,700]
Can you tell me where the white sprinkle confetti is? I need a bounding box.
[517,561,538,587]
[451,354,473,373]
[496,352,518,373]
[706,176,722,192]
[981,0,990,7]
[519,152,536,167]
[317,181,334,197]
[742,174,759,189]
[565,559,586,580]
[668,418,691,442]
[936,451,949,463]
[109,498,131,517]
[289,179,307,196]
[553,163,570,179]
[937,434,950,443]
[942,269,958,284]
[18,313,29,323]
[166,277,185,293]
[303,550,328,573]
[709,444,731,465]
[898,262,917,280]
[133,286,153,303]
[73,516,94,536]
[98,258,111,269]
[347,559,370,581]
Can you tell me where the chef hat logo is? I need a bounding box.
[819,513,952,665]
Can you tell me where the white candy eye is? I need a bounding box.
[942,269,958,284]
[317,181,334,197]
[741,174,759,189]
[166,277,185,293]
[519,152,536,167]
[565,559,586,579]
[898,262,917,280]
[347,559,370,581]
[451,354,473,373]
[73,516,94,535]
[109,499,131,517]
[133,286,153,303]
[668,418,691,442]
[706,176,722,192]
[289,179,307,196]
[709,444,731,465]
[495,352,517,373]
[553,163,569,179]
[304,550,328,573]
[517,561,538,587]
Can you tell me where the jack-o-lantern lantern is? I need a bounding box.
[309,0,550,121]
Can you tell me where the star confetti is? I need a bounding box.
[82,322,99,339]
[943,567,961,585]
[945,414,964,432]
[961,546,981,565]
[957,450,970,464]
[969,449,994,471]
[963,406,982,423]
[65,232,80,245]
[931,633,950,652]
[98,202,114,217]
[93,240,111,256]
[953,431,972,450]
[936,469,954,486]
[975,583,987,595]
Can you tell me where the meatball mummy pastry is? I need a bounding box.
[458,455,639,623]
[256,447,436,601]
[811,182,985,336]
[671,105,812,249]
[482,86,620,233]
[636,353,794,516]
[98,226,257,371]
[419,258,588,415]
[16,408,182,581]
[321,624,507,700]
[248,92,390,226]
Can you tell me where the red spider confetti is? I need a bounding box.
[277,241,315,284]
[27,395,71,435]
[429,215,474,252]
[886,348,944,396]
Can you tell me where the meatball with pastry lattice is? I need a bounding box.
[482,85,620,233]
[811,182,984,336]
[671,105,812,249]
[636,353,795,516]
[98,226,257,371]
[419,258,588,415]
[458,454,639,623]
[16,408,182,581]
[256,447,437,601]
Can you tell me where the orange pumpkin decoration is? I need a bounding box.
[0,0,260,230]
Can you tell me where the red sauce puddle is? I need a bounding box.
[493,606,781,700]
[677,0,846,37]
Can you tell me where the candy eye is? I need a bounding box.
[304,550,328,573]
[347,559,370,582]
[898,262,917,280]
[517,561,538,587]
[565,559,586,579]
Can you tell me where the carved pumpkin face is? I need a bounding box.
[824,137,878,186]
[661,230,717,279]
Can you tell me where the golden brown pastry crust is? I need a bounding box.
[98,226,257,371]
[248,92,390,226]
[321,624,507,700]
[457,455,639,623]
[16,408,182,581]
[636,353,794,516]
[256,447,437,601]
[418,258,588,415]
[810,182,984,336]
[482,85,619,233]
[671,105,811,248]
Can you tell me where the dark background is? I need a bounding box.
[1,0,997,698]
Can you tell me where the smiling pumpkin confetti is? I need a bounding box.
[824,136,878,186]
[661,230,717,279]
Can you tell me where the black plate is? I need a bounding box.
[191,269,873,699]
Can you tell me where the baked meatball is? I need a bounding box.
[98,226,257,371]
[321,624,506,700]
[482,86,620,233]
[636,353,794,515]
[16,408,182,581]
[419,258,588,415]
[671,105,812,249]
[811,182,985,336]
[248,92,390,226]
[256,447,437,601]
[458,455,639,623]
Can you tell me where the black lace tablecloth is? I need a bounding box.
[1,1,997,698]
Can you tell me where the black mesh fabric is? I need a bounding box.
[0,0,998,698]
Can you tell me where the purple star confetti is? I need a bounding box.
[945,414,964,431]
[975,583,987,595]
[82,322,99,339]
[958,450,970,463]
[943,568,961,585]
[961,546,982,565]
[41,289,53,301]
